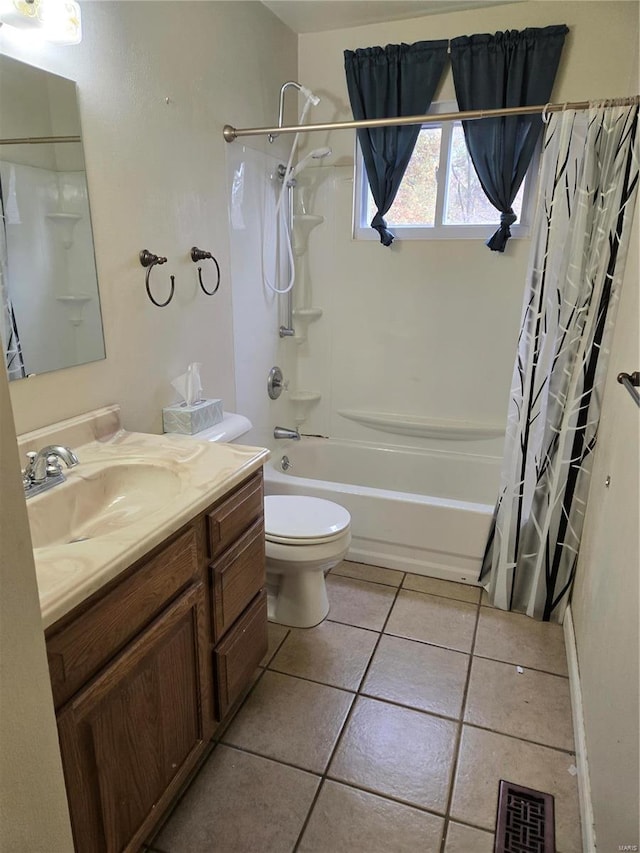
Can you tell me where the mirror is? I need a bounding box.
[0,55,105,381]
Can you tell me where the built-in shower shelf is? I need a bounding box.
[293,214,324,255]
[289,391,321,425]
[46,212,81,249]
[338,409,505,440]
[56,293,93,326]
[292,307,323,345]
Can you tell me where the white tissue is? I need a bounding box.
[171,362,203,407]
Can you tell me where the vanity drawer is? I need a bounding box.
[207,471,263,559]
[47,526,201,709]
[214,589,268,719]
[210,519,265,642]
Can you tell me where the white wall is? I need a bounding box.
[2,0,297,436]
[570,228,639,850]
[290,1,639,452]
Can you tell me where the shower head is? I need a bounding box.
[288,147,332,180]
[299,85,320,107]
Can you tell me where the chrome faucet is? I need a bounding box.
[273,426,300,441]
[22,445,79,497]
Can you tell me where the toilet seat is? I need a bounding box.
[264,495,351,546]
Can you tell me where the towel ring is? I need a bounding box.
[190,246,220,296]
[139,249,175,308]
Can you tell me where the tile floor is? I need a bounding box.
[148,561,580,853]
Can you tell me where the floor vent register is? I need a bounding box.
[494,780,556,853]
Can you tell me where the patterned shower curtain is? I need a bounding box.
[481,102,639,622]
[0,173,25,380]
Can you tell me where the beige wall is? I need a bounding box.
[0,3,296,847]
[292,2,639,451]
[570,225,639,850]
[2,1,297,436]
[0,361,74,851]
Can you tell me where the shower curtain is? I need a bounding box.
[481,102,639,622]
[0,174,25,381]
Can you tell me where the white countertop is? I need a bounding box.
[20,408,269,629]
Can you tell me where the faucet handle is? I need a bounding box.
[23,451,37,475]
[46,455,63,477]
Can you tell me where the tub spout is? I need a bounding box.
[274,426,300,440]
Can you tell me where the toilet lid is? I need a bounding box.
[265,495,351,545]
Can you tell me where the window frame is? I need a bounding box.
[353,100,540,242]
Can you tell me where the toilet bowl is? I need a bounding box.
[184,415,351,628]
[265,495,351,628]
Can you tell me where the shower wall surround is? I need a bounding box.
[226,140,299,447]
[0,161,104,374]
[290,1,639,454]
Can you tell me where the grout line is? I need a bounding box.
[315,609,569,681]
[324,772,448,818]
[439,592,483,852]
[291,573,406,851]
[331,570,403,589]
[471,651,570,680]
[460,722,577,757]
[216,742,324,779]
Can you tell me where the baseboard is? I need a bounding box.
[564,605,596,852]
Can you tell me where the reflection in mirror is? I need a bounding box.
[0,56,105,381]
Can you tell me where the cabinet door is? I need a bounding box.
[214,588,268,720]
[210,519,265,642]
[57,584,210,853]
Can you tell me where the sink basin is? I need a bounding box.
[27,461,183,549]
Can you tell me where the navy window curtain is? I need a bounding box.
[450,25,568,252]
[344,41,448,246]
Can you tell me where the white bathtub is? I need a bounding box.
[263,437,501,584]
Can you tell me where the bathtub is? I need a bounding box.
[263,437,501,584]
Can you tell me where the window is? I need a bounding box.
[353,101,539,241]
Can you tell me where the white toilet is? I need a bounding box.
[264,495,351,628]
[186,413,351,629]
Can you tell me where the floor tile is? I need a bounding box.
[465,657,574,751]
[329,696,457,812]
[474,608,568,675]
[269,620,378,690]
[385,590,477,653]
[332,560,404,587]
[445,821,494,852]
[154,745,319,852]
[221,670,353,773]
[362,634,469,719]
[298,779,445,853]
[403,574,481,604]
[260,622,290,667]
[326,574,396,631]
[451,726,581,853]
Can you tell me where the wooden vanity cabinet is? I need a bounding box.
[45,469,268,853]
[207,470,268,719]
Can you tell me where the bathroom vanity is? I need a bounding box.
[23,408,269,852]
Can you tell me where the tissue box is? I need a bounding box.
[162,398,223,435]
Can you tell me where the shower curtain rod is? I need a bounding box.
[222,96,639,142]
[0,135,81,145]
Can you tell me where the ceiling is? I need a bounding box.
[261,1,520,34]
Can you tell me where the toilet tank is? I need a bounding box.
[190,412,252,443]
